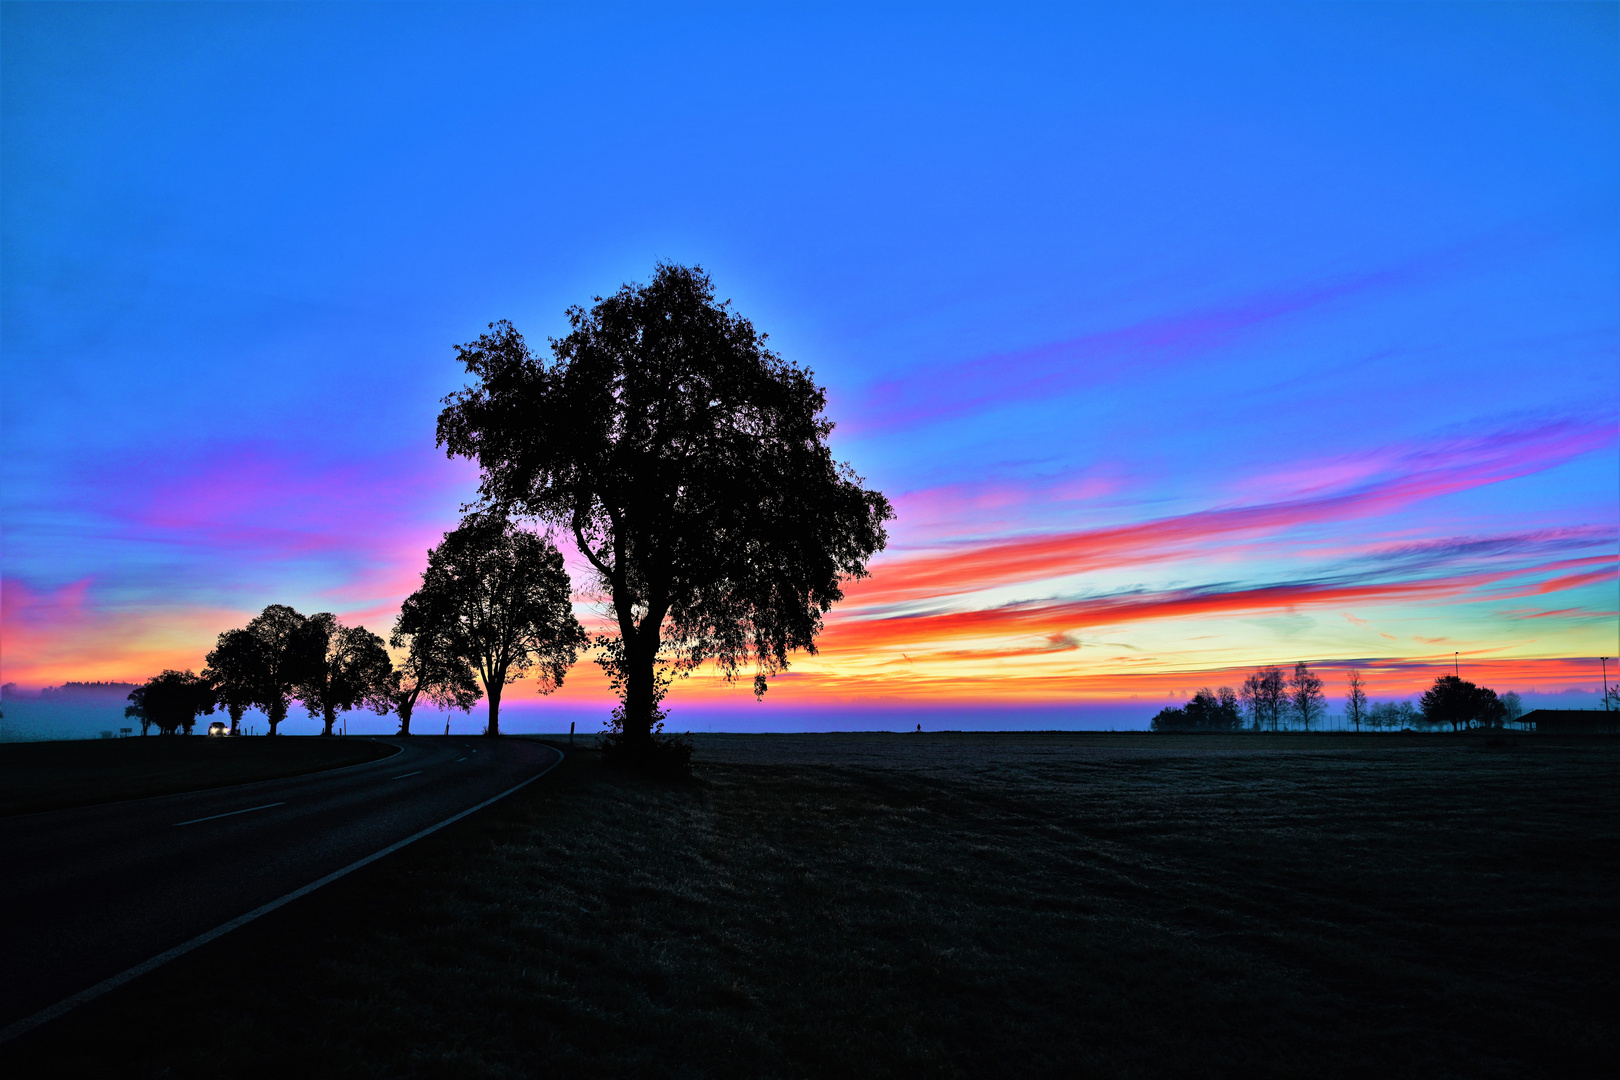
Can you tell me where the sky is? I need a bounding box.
[3,2,1617,733]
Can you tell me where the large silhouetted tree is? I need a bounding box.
[298,615,395,736]
[1288,661,1326,730]
[1242,666,1287,731]
[1345,669,1368,733]
[204,628,266,736]
[1419,674,1505,731]
[397,514,584,737]
[388,608,482,736]
[126,670,216,736]
[212,604,324,735]
[436,264,893,754]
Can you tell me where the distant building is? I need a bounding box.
[1519,709,1620,734]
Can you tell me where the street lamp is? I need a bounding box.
[1603,657,1611,711]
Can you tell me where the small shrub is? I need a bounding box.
[598,729,694,777]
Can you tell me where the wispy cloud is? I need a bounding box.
[858,261,1436,430]
[855,417,1614,607]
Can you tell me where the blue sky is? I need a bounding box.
[3,3,1615,731]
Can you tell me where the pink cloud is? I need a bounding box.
[853,418,1614,607]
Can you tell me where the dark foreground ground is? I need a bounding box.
[5,731,1616,1078]
[0,736,395,816]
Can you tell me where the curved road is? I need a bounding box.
[0,736,561,1039]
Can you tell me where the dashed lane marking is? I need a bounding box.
[173,803,285,827]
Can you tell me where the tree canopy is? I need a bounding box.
[1240,666,1287,731]
[397,514,584,737]
[298,614,394,736]
[1151,686,1241,731]
[126,670,216,736]
[205,604,325,735]
[388,606,482,736]
[1420,675,1505,731]
[436,264,893,747]
[204,627,266,735]
[1288,661,1326,730]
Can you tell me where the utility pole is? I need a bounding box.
[1603,657,1611,711]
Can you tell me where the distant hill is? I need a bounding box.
[39,682,140,702]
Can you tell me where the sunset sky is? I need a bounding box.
[3,3,1616,731]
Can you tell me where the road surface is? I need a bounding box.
[0,736,561,1037]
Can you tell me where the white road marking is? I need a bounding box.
[172,803,285,827]
[0,747,564,1046]
[390,771,421,780]
[455,757,467,762]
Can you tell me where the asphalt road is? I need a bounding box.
[0,736,561,1035]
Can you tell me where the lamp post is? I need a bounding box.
[1454,651,1459,678]
[1603,657,1611,711]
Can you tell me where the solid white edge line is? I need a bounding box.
[0,745,564,1047]
[389,771,422,780]
[172,802,285,827]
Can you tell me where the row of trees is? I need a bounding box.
[1152,664,1523,733]
[1152,661,1326,732]
[126,264,893,754]
[127,515,585,737]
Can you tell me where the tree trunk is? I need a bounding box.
[621,635,659,746]
[228,705,244,736]
[398,701,413,736]
[487,682,501,737]
[267,701,284,736]
[321,705,337,736]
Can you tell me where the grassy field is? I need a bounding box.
[0,735,397,816]
[5,732,1616,1078]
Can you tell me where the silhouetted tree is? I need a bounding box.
[1242,666,1288,730]
[297,615,395,736]
[1374,700,1419,729]
[1419,674,1504,731]
[1187,686,1242,730]
[1150,705,1188,731]
[210,605,325,735]
[397,514,585,737]
[1472,684,1507,730]
[1501,691,1523,725]
[1153,687,1240,732]
[1288,661,1326,730]
[388,608,482,736]
[126,670,216,736]
[204,628,266,736]
[1345,669,1368,733]
[124,686,153,735]
[435,265,893,755]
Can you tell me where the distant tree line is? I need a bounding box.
[118,266,888,759]
[125,514,585,737]
[1151,662,1524,733]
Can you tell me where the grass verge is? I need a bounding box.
[4,732,1615,1078]
[0,736,397,816]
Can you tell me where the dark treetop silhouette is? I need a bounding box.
[436,264,893,750]
[204,604,328,735]
[396,514,584,737]
[1420,674,1506,732]
[124,670,216,736]
[204,628,263,736]
[388,601,482,736]
[297,614,394,737]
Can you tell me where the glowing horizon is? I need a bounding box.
[3,4,1616,724]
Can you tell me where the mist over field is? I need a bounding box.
[4,688,1607,742]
